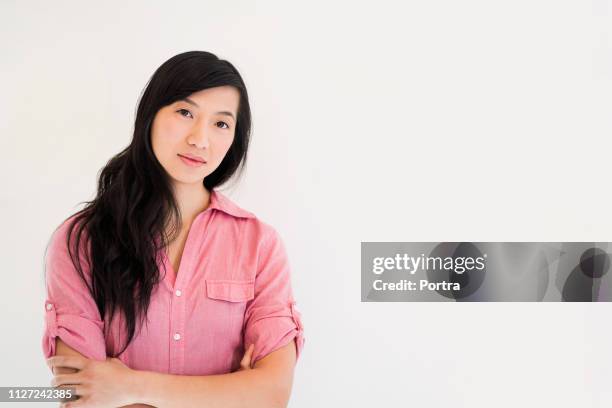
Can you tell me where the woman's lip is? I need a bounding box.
[178,154,206,167]
[178,153,206,163]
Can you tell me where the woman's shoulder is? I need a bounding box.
[44,212,95,287]
[211,190,282,242]
[45,212,92,266]
[49,212,87,245]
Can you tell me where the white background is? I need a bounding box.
[1,0,611,406]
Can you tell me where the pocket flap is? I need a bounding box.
[206,279,255,302]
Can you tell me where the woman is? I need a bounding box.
[42,50,305,407]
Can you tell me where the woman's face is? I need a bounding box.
[151,85,240,187]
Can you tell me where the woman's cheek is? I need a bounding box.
[162,120,185,143]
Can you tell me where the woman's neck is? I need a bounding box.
[172,182,211,223]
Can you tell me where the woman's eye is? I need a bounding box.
[177,109,193,119]
[217,121,230,129]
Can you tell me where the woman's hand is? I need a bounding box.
[47,344,254,406]
[237,343,255,371]
[47,355,139,407]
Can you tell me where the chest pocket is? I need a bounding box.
[205,279,255,302]
[204,279,255,328]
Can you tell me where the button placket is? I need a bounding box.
[169,285,187,374]
[169,286,185,374]
[168,211,208,374]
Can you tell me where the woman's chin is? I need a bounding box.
[169,173,206,186]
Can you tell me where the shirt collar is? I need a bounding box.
[208,189,256,219]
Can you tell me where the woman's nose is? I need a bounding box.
[187,127,210,149]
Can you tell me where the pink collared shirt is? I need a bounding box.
[42,190,304,375]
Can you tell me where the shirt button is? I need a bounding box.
[173,333,181,341]
[175,290,182,297]
[46,304,53,310]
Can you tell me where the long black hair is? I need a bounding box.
[59,51,252,357]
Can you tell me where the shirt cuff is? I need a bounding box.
[42,300,107,366]
[244,300,305,365]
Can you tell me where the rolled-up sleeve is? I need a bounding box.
[42,220,106,365]
[243,225,305,365]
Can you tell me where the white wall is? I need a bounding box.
[1,0,611,406]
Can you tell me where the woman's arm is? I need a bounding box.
[130,340,297,408]
[50,338,297,408]
[53,338,154,408]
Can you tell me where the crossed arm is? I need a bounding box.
[51,337,297,408]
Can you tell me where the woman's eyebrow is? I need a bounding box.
[179,97,236,120]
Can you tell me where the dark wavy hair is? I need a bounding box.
[57,51,252,357]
